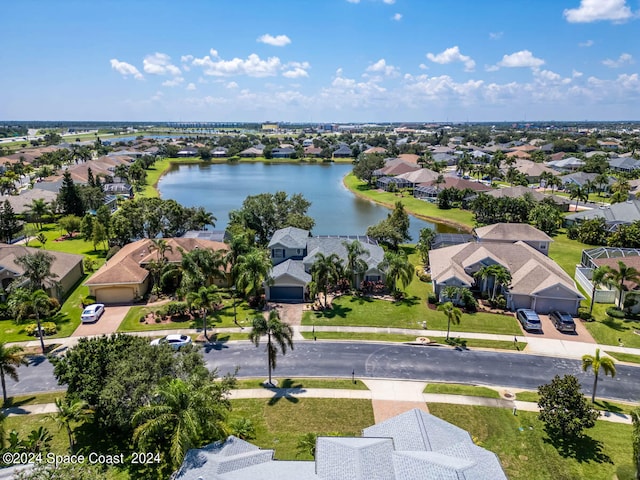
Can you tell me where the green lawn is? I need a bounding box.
[513,391,638,415]
[117,298,258,332]
[343,173,474,230]
[2,391,66,408]
[583,303,640,348]
[301,332,418,342]
[302,295,521,335]
[428,404,635,480]
[228,398,374,460]
[547,231,589,278]
[515,390,540,402]
[140,156,204,198]
[605,351,640,364]
[424,383,501,398]
[234,377,369,390]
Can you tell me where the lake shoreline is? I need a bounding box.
[341,173,474,233]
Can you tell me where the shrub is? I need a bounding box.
[577,308,594,322]
[427,294,438,305]
[416,270,431,283]
[489,295,507,310]
[0,303,11,320]
[106,245,121,261]
[606,307,626,319]
[25,322,57,336]
[165,301,188,317]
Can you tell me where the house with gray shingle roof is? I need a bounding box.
[565,199,640,228]
[175,409,507,480]
[609,156,640,173]
[266,228,384,302]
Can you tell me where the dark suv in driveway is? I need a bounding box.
[516,309,543,333]
[549,311,576,333]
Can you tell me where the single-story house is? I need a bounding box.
[475,223,552,255]
[560,172,615,191]
[395,168,439,187]
[266,227,385,302]
[376,176,412,191]
[238,147,264,157]
[502,159,556,183]
[84,238,229,304]
[3,188,58,214]
[175,409,506,480]
[565,199,640,228]
[102,182,134,198]
[372,159,421,179]
[546,157,585,172]
[211,147,228,158]
[414,177,491,201]
[177,147,199,157]
[0,244,84,299]
[363,146,387,155]
[332,144,353,158]
[479,186,571,211]
[609,157,640,173]
[272,147,295,158]
[430,241,584,314]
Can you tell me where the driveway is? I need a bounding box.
[519,314,596,343]
[72,306,131,337]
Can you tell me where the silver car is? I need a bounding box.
[516,309,543,333]
[81,304,105,323]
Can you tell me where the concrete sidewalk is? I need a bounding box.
[5,379,632,424]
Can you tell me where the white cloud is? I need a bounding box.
[383,0,395,4]
[181,55,194,63]
[192,52,282,77]
[579,40,594,47]
[162,77,184,87]
[366,58,399,77]
[186,83,196,91]
[282,61,310,79]
[603,53,634,68]
[419,63,428,70]
[143,53,181,76]
[564,0,634,23]
[426,46,476,72]
[346,0,360,3]
[497,50,545,68]
[489,32,503,40]
[226,81,239,89]
[572,70,584,78]
[257,34,291,47]
[392,13,402,21]
[110,59,144,80]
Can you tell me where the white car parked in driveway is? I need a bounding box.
[80,304,105,323]
[150,334,193,350]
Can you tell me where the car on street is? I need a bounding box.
[80,303,105,323]
[550,311,577,333]
[516,308,543,333]
[150,334,193,350]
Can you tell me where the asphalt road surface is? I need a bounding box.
[9,342,640,402]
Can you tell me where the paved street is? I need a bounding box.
[9,341,640,402]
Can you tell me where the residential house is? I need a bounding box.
[0,244,84,300]
[475,222,552,255]
[183,230,232,243]
[574,247,639,307]
[546,157,585,172]
[394,168,439,187]
[363,146,387,155]
[102,182,134,198]
[238,146,264,157]
[431,233,474,250]
[414,177,491,201]
[598,140,620,151]
[84,238,228,304]
[211,147,228,158]
[3,188,58,214]
[430,241,584,314]
[372,159,421,179]
[560,172,614,191]
[609,157,640,173]
[565,199,640,228]
[266,227,384,302]
[503,159,556,183]
[479,186,571,211]
[332,144,353,158]
[175,409,507,480]
[272,147,295,158]
[397,153,420,164]
[376,176,412,192]
[431,152,457,166]
[304,146,323,157]
[177,147,199,157]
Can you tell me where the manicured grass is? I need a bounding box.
[228,398,375,460]
[428,404,635,480]
[428,337,528,351]
[117,298,258,332]
[515,390,540,402]
[3,391,66,408]
[234,377,369,390]
[583,303,640,348]
[424,383,501,398]
[301,331,418,342]
[343,173,474,230]
[3,414,71,455]
[547,231,589,278]
[604,351,640,364]
[302,295,521,335]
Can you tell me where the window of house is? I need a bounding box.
[366,275,381,282]
[540,243,546,250]
[272,249,283,258]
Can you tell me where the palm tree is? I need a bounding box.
[235,248,272,301]
[149,238,173,264]
[226,233,252,286]
[27,198,50,230]
[343,240,368,289]
[547,175,562,195]
[133,378,227,470]
[490,265,512,301]
[582,349,616,402]
[0,342,28,403]
[473,266,493,296]
[49,397,92,453]
[9,289,52,354]
[437,301,462,341]
[13,251,59,292]
[378,250,415,294]
[590,266,613,313]
[595,173,610,197]
[606,260,640,310]
[248,310,294,387]
[310,253,343,308]
[186,285,222,341]
[179,247,227,295]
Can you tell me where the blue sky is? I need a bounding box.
[1,0,638,122]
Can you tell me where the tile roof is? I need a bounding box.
[85,238,228,286]
[177,409,507,480]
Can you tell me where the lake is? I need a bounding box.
[157,162,459,239]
